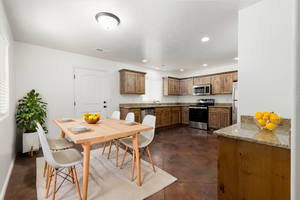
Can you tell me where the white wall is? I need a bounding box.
[15,42,178,140]
[0,1,16,199]
[238,1,294,120]
[177,64,238,103]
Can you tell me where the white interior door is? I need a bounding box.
[74,68,107,118]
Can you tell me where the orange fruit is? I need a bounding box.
[255,112,263,119]
[266,123,276,130]
[263,115,269,120]
[270,113,279,123]
[258,119,267,126]
[279,116,282,125]
[263,111,269,115]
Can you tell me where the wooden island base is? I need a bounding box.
[218,136,290,200]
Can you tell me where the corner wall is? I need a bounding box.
[238,1,294,120]
[0,1,16,199]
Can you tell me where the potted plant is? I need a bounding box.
[16,89,47,155]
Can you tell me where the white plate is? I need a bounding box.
[61,118,72,122]
[72,126,89,132]
[124,121,136,125]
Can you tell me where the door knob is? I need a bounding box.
[104,101,107,104]
[104,105,107,108]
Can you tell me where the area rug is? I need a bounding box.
[36,146,177,200]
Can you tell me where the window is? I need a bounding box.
[142,78,162,102]
[0,28,9,117]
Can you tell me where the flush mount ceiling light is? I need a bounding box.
[180,69,184,71]
[235,57,239,60]
[156,67,159,69]
[142,60,147,63]
[95,12,120,30]
[203,64,208,66]
[201,37,209,42]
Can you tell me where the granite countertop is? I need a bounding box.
[120,105,185,109]
[120,102,232,109]
[208,106,232,108]
[213,123,291,149]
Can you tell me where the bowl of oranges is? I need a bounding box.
[83,113,100,124]
[254,111,282,131]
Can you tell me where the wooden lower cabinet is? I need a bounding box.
[181,106,189,124]
[155,107,171,128]
[218,137,290,200]
[171,107,181,125]
[208,107,231,129]
[120,108,141,123]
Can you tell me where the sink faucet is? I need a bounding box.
[153,99,159,106]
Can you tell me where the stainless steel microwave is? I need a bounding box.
[193,84,211,95]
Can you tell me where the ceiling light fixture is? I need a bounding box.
[203,64,208,67]
[201,37,209,42]
[180,69,184,71]
[95,12,120,30]
[156,67,159,69]
[235,57,239,60]
[161,65,165,67]
[142,60,147,62]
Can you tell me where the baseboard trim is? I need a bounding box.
[0,153,16,200]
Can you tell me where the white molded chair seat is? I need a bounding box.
[52,149,83,168]
[111,111,120,119]
[48,138,73,150]
[119,134,151,149]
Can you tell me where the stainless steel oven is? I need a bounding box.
[189,99,215,130]
[193,84,211,95]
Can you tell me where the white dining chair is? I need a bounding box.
[119,115,156,181]
[36,123,83,200]
[111,111,120,120]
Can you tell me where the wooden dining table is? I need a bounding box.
[53,117,154,200]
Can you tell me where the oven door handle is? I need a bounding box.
[189,107,207,109]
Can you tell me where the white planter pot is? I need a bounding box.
[22,131,40,153]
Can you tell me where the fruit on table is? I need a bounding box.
[279,116,282,124]
[83,113,101,121]
[258,119,267,126]
[266,123,276,130]
[255,112,263,119]
[263,115,269,120]
[270,113,279,123]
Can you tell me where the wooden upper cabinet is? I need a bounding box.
[212,75,223,94]
[223,73,233,94]
[232,72,238,82]
[163,77,180,95]
[119,69,146,94]
[194,76,211,85]
[180,78,193,96]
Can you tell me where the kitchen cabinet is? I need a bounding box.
[193,76,211,85]
[211,73,233,94]
[120,108,141,123]
[119,69,146,94]
[181,106,189,124]
[232,71,238,82]
[155,107,171,127]
[171,107,181,125]
[208,107,231,129]
[163,77,180,95]
[180,78,193,95]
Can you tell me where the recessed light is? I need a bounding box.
[201,37,209,42]
[156,67,159,69]
[235,57,239,60]
[180,69,184,71]
[161,65,165,67]
[142,60,147,62]
[203,64,208,67]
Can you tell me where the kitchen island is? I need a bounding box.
[213,116,291,200]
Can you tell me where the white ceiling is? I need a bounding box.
[3,0,260,73]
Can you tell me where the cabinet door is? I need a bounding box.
[223,74,233,94]
[171,110,181,125]
[124,72,137,93]
[174,79,180,95]
[232,72,238,82]
[182,108,189,124]
[212,75,223,94]
[155,112,163,128]
[219,113,230,128]
[163,112,171,126]
[186,78,194,95]
[136,74,145,94]
[202,76,211,84]
[168,79,174,95]
[194,77,202,85]
[208,112,219,129]
[180,80,186,95]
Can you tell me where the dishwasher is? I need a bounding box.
[141,108,155,122]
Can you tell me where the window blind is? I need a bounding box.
[0,29,9,117]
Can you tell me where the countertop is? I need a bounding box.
[119,103,232,109]
[213,123,291,149]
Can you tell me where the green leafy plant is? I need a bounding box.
[16,89,47,133]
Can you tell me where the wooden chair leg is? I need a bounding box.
[131,150,135,181]
[107,141,113,159]
[46,164,50,188]
[116,139,119,167]
[69,167,74,184]
[52,169,58,200]
[120,146,128,169]
[43,161,48,177]
[31,146,33,157]
[72,166,82,200]
[46,166,53,198]
[102,141,107,155]
[147,146,156,173]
